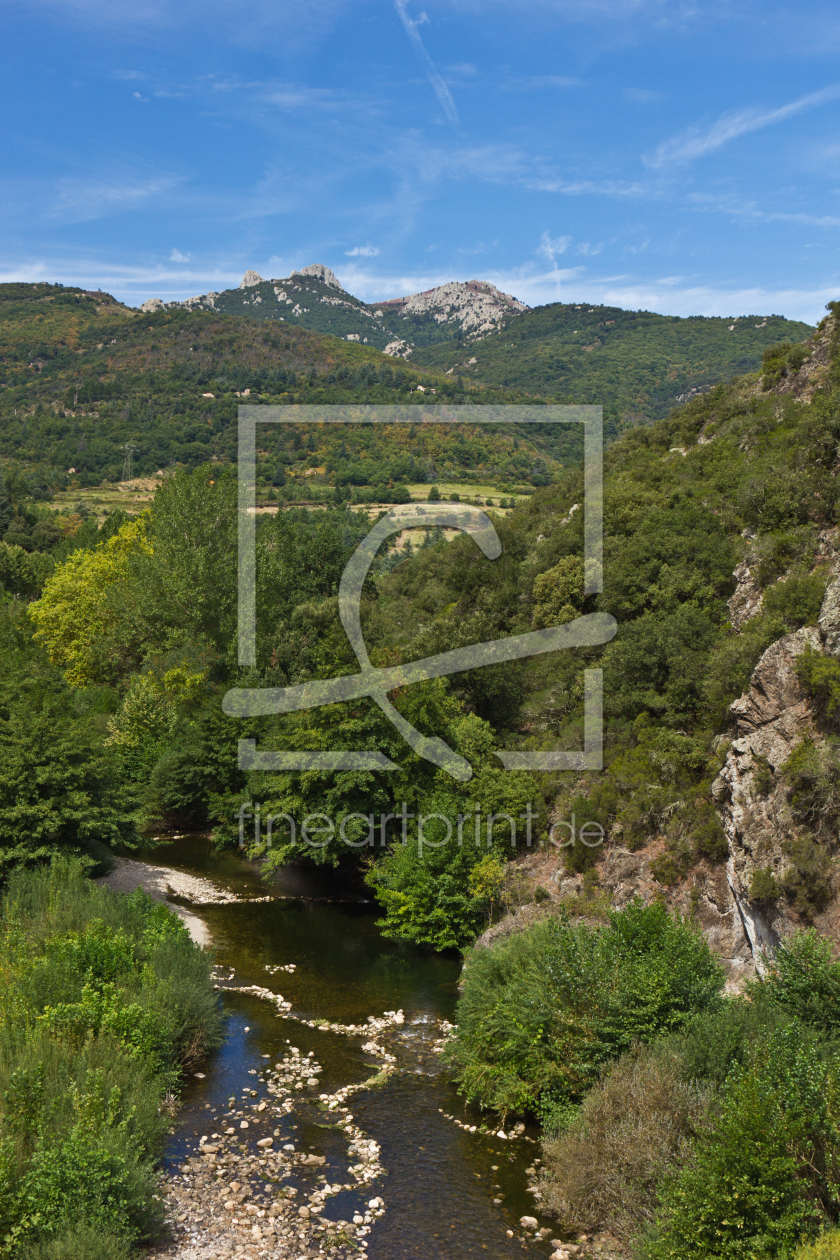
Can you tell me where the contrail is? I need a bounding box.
[393,0,459,126]
[646,83,840,168]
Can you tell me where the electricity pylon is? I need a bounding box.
[121,443,138,482]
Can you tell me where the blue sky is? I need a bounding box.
[3,0,840,322]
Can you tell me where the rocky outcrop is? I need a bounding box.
[239,270,265,288]
[139,297,166,313]
[712,579,840,972]
[713,626,821,971]
[382,339,413,359]
[727,544,762,630]
[290,264,344,291]
[771,312,836,402]
[379,279,529,340]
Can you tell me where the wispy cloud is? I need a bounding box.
[538,231,571,262]
[688,192,840,229]
[169,248,191,261]
[504,75,583,91]
[645,84,840,168]
[393,0,459,126]
[624,87,662,103]
[346,244,380,256]
[50,174,180,223]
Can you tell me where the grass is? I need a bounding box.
[0,858,223,1258]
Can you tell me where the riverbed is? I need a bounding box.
[139,836,560,1260]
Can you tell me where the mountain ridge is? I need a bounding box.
[136,266,813,426]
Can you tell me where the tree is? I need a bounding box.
[28,516,151,685]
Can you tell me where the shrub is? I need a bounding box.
[763,573,827,630]
[796,652,840,725]
[0,858,222,1254]
[446,900,724,1118]
[643,1025,840,1260]
[539,1045,712,1243]
[750,866,782,905]
[760,930,840,1036]
[792,1230,840,1260]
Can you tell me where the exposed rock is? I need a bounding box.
[382,338,413,359]
[714,625,823,973]
[819,576,840,656]
[379,279,529,341]
[771,311,836,402]
[139,298,166,312]
[239,270,265,288]
[290,263,344,291]
[727,553,763,630]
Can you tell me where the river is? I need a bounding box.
[149,835,560,1259]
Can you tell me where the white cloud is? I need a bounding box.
[393,0,460,126]
[345,244,380,256]
[645,83,840,168]
[538,231,572,262]
[169,248,191,261]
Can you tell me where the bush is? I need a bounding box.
[760,930,840,1036]
[792,1231,840,1260]
[0,858,222,1254]
[643,1025,840,1260]
[796,652,840,725]
[446,900,724,1118]
[763,573,827,630]
[750,866,782,905]
[539,1045,712,1243]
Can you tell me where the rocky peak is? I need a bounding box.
[379,279,529,340]
[238,270,265,289]
[289,264,344,291]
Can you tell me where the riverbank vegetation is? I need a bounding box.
[0,858,222,1259]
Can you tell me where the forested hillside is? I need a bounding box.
[0,281,811,489]
[138,267,812,435]
[412,300,813,426]
[0,282,508,486]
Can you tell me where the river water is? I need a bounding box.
[151,836,559,1258]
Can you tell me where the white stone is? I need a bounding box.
[239,270,265,288]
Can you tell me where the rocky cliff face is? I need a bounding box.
[711,579,840,971]
[480,570,840,990]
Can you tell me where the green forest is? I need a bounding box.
[2,282,840,1257]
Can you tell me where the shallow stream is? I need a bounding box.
[153,836,558,1258]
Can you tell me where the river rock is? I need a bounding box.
[520,1215,539,1229]
[256,1137,273,1147]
